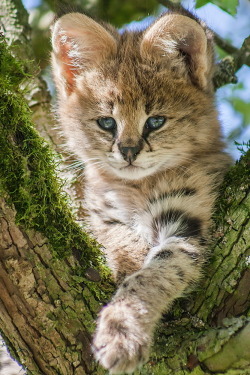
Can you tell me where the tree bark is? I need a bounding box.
[0,1,250,374]
[0,198,98,375]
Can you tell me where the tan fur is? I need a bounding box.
[51,10,232,374]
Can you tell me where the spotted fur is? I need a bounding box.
[51,10,231,374]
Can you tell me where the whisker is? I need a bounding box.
[75,160,107,175]
[65,157,103,171]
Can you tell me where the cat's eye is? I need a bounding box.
[145,116,166,130]
[97,117,117,131]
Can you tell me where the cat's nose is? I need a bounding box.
[118,144,141,163]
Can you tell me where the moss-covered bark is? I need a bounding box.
[0,40,105,268]
[0,36,114,375]
[0,202,110,374]
[0,0,250,374]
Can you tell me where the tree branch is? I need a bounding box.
[234,35,250,70]
[0,35,114,375]
[157,0,250,89]
[158,0,182,11]
[213,33,238,55]
[213,35,250,89]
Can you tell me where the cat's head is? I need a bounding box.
[51,11,220,180]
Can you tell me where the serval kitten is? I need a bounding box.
[51,10,231,374]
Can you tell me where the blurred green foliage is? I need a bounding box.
[29,0,159,68]
[44,0,159,25]
[90,0,159,26]
[227,87,250,140]
[196,0,238,15]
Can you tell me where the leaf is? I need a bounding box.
[230,98,250,126]
[195,0,210,8]
[235,140,250,156]
[214,0,239,15]
[195,0,238,15]
[226,97,250,141]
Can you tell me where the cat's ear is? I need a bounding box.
[140,13,214,91]
[51,13,117,96]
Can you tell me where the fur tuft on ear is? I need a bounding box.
[51,13,117,96]
[140,13,214,91]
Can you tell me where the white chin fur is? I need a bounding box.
[109,164,159,180]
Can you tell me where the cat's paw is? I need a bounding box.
[92,302,151,374]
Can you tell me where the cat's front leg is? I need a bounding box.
[93,237,204,374]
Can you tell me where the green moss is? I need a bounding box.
[0,41,105,274]
[214,149,250,226]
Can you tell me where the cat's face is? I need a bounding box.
[52,13,219,180]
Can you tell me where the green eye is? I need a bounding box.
[145,116,166,130]
[97,117,117,131]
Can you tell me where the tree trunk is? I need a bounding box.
[0,198,99,375]
[0,30,113,375]
[0,1,249,374]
